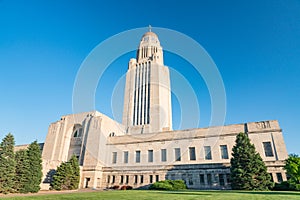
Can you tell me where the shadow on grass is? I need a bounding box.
[152,190,300,196]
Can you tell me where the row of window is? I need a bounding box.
[107,174,159,184]
[112,141,275,164]
[112,145,229,164]
[107,173,231,186]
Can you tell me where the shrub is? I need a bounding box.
[120,185,132,190]
[110,185,119,190]
[149,180,187,191]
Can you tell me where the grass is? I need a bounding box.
[1,190,300,200]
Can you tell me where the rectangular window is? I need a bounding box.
[188,174,193,185]
[107,175,110,183]
[220,145,229,159]
[207,174,212,185]
[269,173,274,182]
[219,174,225,186]
[134,175,138,184]
[175,148,181,161]
[263,142,274,157]
[112,152,117,164]
[140,175,144,183]
[276,173,283,183]
[148,150,153,162]
[199,174,205,185]
[161,149,167,162]
[189,147,196,160]
[226,174,230,185]
[124,151,129,163]
[112,175,115,183]
[204,146,212,160]
[136,150,141,163]
[120,175,124,184]
[155,175,159,182]
[126,175,129,184]
[149,175,153,183]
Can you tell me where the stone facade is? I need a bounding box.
[37,31,289,190]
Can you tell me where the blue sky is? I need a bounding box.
[0,0,299,155]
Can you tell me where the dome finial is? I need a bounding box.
[148,25,152,32]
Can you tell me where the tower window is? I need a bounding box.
[263,142,274,157]
[175,148,181,161]
[124,151,129,163]
[204,146,212,160]
[220,145,229,159]
[189,147,196,160]
[148,150,153,162]
[161,149,167,162]
[136,150,141,163]
[112,152,117,164]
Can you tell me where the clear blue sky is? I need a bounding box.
[0,0,299,155]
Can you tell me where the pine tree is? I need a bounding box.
[230,132,273,190]
[51,162,68,190]
[25,141,43,193]
[50,155,80,190]
[0,133,16,194]
[69,155,80,190]
[14,149,30,193]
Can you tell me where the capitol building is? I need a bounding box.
[33,30,288,190]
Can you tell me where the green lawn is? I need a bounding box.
[1,190,300,200]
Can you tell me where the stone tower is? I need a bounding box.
[122,30,172,134]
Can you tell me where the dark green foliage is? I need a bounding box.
[51,155,80,190]
[230,132,273,190]
[149,180,187,191]
[0,133,16,194]
[284,154,300,191]
[25,141,43,193]
[14,149,30,193]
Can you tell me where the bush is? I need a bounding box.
[149,180,187,191]
[120,185,132,190]
[273,181,290,191]
[109,185,119,190]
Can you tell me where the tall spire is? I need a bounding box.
[148,25,152,32]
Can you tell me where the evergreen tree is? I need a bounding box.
[51,155,80,190]
[0,133,16,194]
[68,155,80,190]
[25,141,43,193]
[14,149,30,193]
[230,132,273,190]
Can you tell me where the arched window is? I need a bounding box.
[73,124,83,138]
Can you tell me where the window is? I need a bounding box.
[140,175,144,183]
[189,147,196,160]
[124,151,129,163]
[120,175,124,184]
[161,149,167,162]
[207,174,212,185]
[204,146,212,160]
[136,150,141,163]
[199,174,205,185]
[276,173,283,183]
[148,150,153,162]
[220,145,229,159]
[175,148,181,161]
[219,174,225,186]
[149,175,153,183]
[134,175,138,184]
[263,142,274,157]
[188,174,193,185]
[155,175,159,182]
[112,175,115,183]
[107,175,110,183]
[112,152,117,164]
[126,175,129,184]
